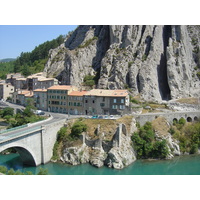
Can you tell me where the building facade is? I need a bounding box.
[68,91,87,115]
[47,85,78,113]
[16,90,33,106]
[83,89,130,115]
[33,89,48,111]
[0,83,15,101]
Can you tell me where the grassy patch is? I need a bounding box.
[176,98,198,105]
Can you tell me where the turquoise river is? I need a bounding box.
[1,153,200,175]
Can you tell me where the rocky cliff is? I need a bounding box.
[44,25,200,102]
[61,123,136,169]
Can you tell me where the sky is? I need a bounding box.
[0,25,77,60]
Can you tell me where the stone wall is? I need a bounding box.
[134,111,200,126]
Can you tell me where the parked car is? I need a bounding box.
[98,116,103,119]
[110,115,114,119]
[92,115,98,119]
[36,110,45,115]
[104,115,109,119]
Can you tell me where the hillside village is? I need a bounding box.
[0,72,130,116]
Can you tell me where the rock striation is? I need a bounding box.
[44,25,200,102]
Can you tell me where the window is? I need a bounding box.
[85,100,88,103]
[113,99,117,103]
[119,105,125,109]
[93,100,95,103]
[112,105,118,109]
[100,103,105,107]
[121,99,124,103]
[74,102,77,106]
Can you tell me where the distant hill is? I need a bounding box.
[0,58,16,63]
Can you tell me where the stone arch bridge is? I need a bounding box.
[134,111,200,126]
[0,118,66,166]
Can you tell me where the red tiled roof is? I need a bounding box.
[33,89,47,92]
[68,91,87,96]
[84,89,128,97]
[47,85,73,90]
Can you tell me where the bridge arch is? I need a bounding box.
[187,117,192,122]
[194,116,199,121]
[173,118,178,124]
[0,144,37,166]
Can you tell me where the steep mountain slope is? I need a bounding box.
[44,25,200,102]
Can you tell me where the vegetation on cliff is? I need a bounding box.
[131,122,169,159]
[171,120,200,154]
[0,35,65,79]
[0,61,15,79]
[52,119,87,161]
[0,35,65,78]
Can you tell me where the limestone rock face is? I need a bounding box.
[44,25,200,102]
[62,145,90,165]
[61,123,137,169]
[105,134,136,169]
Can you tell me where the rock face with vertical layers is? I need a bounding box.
[44,25,200,102]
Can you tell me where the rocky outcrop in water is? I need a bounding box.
[44,25,200,102]
[61,123,136,169]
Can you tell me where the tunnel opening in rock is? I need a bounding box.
[157,25,172,100]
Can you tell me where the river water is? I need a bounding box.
[1,153,200,175]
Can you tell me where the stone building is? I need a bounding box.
[47,85,78,113]
[33,89,48,111]
[68,91,87,115]
[0,83,14,101]
[16,90,34,106]
[83,89,130,115]
[6,73,24,86]
[27,72,58,91]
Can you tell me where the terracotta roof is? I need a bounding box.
[47,85,73,90]
[25,94,34,97]
[16,78,27,81]
[84,89,128,97]
[38,78,55,82]
[69,91,87,96]
[33,89,47,92]
[18,90,31,95]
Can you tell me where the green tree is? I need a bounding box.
[71,121,87,138]
[132,122,169,159]
[57,127,67,141]
[1,107,14,118]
